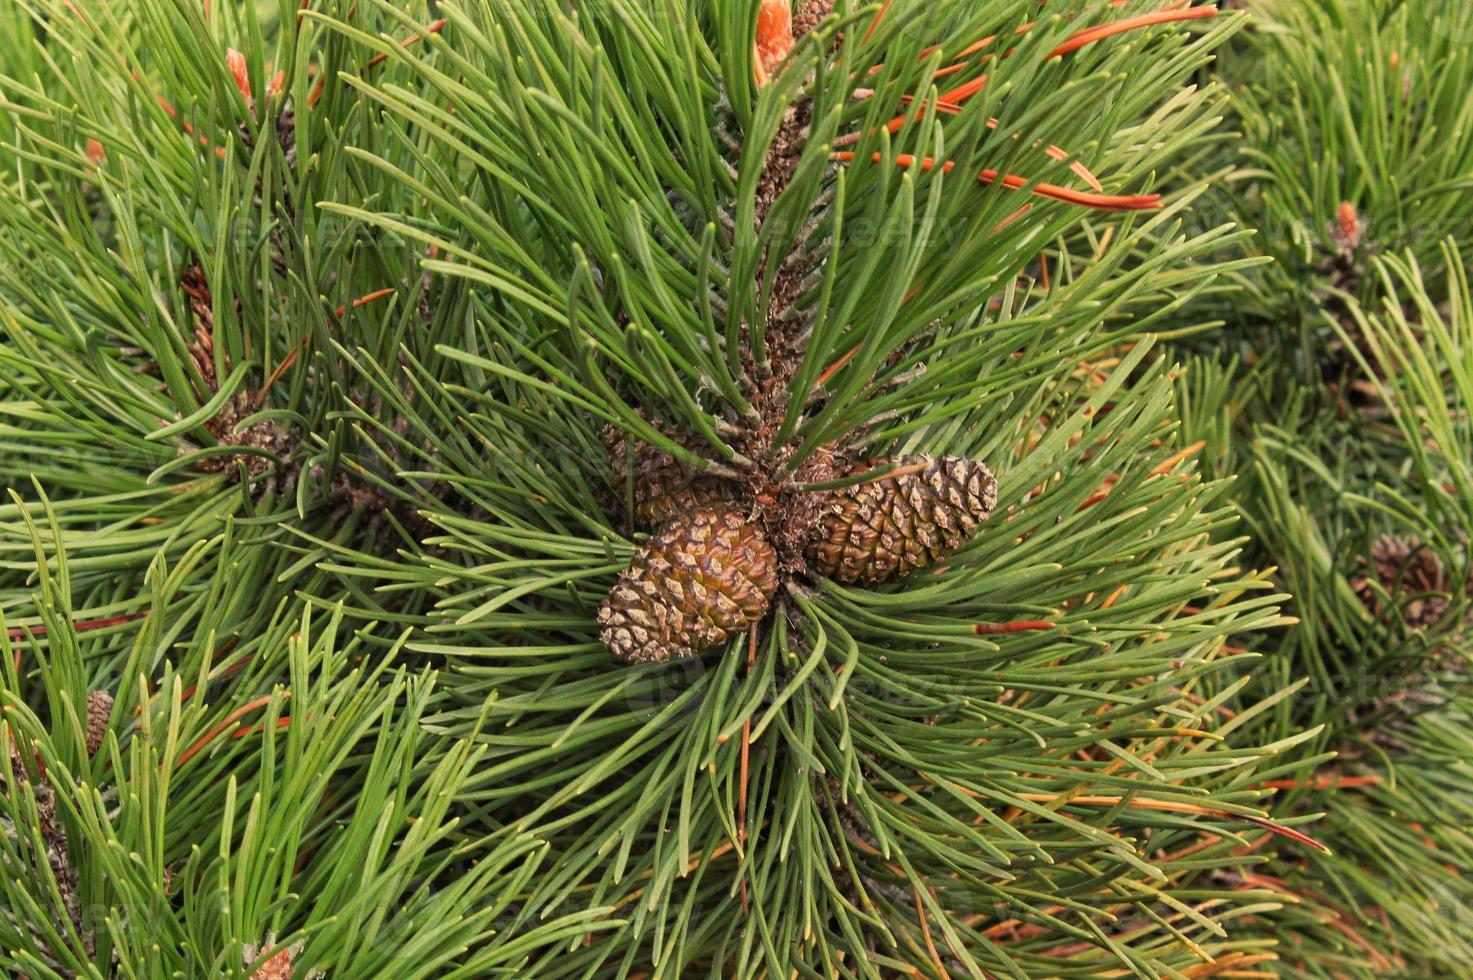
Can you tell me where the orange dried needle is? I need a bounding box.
[992,203,1033,232]
[905,0,1177,73]
[868,74,990,137]
[1011,792,1330,852]
[257,288,394,405]
[815,341,863,388]
[8,610,147,644]
[737,627,757,912]
[872,105,1105,192]
[135,641,248,717]
[231,715,294,738]
[833,151,1159,211]
[151,89,229,160]
[1148,440,1206,477]
[863,5,1217,144]
[1049,5,1218,59]
[175,693,288,769]
[913,885,952,980]
[255,335,310,406]
[364,18,448,71]
[862,0,892,45]
[309,17,448,107]
[973,620,1055,635]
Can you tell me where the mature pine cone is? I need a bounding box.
[599,507,778,663]
[809,455,997,585]
[605,423,736,527]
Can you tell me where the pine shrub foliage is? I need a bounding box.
[0,1,1467,977]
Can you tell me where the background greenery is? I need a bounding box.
[0,1,1467,976]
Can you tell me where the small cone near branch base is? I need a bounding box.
[599,508,778,663]
[85,690,113,756]
[605,423,737,528]
[809,455,997,585]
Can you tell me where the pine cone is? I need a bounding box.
[599,508,778,663]
[604,423,736,527]
[809,455,997,585]
[180,262,219,396]
[85,690,113,756]
[1354,535,1459,630]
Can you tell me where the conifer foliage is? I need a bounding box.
[0,0,1467,977]
[1172,2,1473,974]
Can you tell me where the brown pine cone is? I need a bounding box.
[85,690,114,756]
[1354,535,1459,630]
[599,507,778,663]
[809,455,997,585]
[604,423,737,528]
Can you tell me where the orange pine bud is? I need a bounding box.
[226,48,254,111]
[1335,201,1364,251]
[753,0,794,86]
